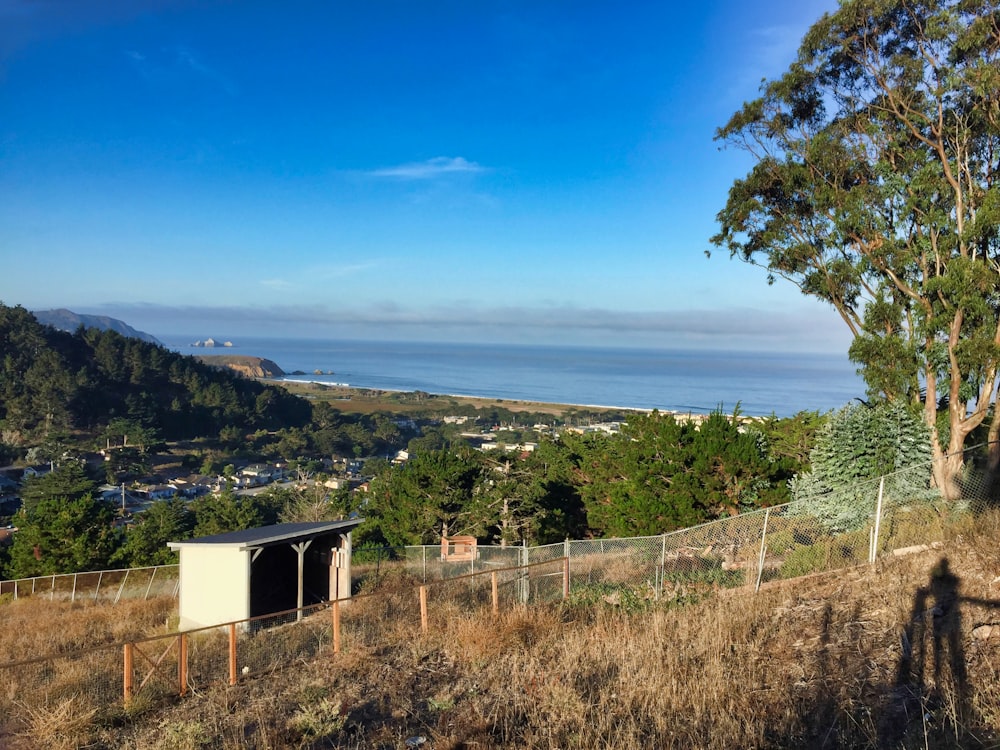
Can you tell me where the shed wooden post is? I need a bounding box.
[329,547,338,602]
[337,534,351,602]
[292,540,313,621]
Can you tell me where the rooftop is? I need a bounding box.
[167,519,364,551]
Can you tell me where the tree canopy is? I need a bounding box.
[712,0,1000,495]
[0,302,312,449]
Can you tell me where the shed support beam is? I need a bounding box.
[291,540,312,621]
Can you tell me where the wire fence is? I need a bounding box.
[0,445,995,737]
[2,447,995,612]
[394,444,997,603]
[0,558,568,738]
[0,564,180,603]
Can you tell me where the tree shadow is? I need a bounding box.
[879,557,999,748]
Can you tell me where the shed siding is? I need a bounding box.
[178,545,250,629]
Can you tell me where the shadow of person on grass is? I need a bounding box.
[879,557,1000,748]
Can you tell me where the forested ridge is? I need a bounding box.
[0,302,310,453]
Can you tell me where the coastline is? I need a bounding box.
[271,380,695,419]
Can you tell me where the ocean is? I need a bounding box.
[161,336,865,418]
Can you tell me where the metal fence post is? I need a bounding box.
[870,477,885,564]
[115,569,130,604]
[755,508,771,593]
[144,566,159,600]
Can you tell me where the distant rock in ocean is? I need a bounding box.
[32,308,163,346]
[191,338,235,348]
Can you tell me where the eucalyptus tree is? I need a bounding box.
[712,0,1000,496]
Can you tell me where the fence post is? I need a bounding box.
[50,575,56,601]
[660,534,667,598]
[870,477,885,564]
[93,571,103,601]
[123,643,134,702]
[178,633,188,697]
[755,508,771,593]
[145,566,157,600]
[228,623,238,685]
[519,541,529,604]
[71,573,77,603]
[562,557,570,600]
[332,600,341,654]
[419,585,428,633]
[115,569,130,604]
[491,572,499,615]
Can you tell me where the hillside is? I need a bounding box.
[4,513,999,749]
[31,308,163,346]
[194,354,286,378]
[0,302,310,448]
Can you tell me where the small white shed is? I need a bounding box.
[167,520,362,630]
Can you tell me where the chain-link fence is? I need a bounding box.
[391,445,996,603]
[0,564,179,603]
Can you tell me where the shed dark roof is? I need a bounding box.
[167,519,363,551]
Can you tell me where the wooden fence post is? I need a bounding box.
[491,572,498,615]
[228,623,238,685]
[332,600,341,654]
[123,643,133,703]
[178,633,188,697]
[562,557,570,600]
[419,585,428,634]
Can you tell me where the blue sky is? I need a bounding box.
[0,0,848,352]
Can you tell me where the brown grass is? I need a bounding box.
[273,381,623,418]
[4,514,1000,748]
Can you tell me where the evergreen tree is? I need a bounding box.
[791,401,935,532]
[112,498,195,567]
[7,494,119,577]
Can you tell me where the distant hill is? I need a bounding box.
[31,308,163,346]
[0,302,310,445]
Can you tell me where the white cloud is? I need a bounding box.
[368,157,487,180]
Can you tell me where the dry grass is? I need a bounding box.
[5,514,1000,748]
[273,381,619,418]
